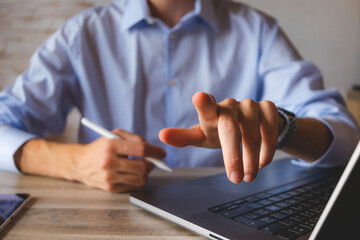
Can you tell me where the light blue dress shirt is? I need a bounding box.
[0,0,359,172]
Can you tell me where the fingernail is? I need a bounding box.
[230,171,242,183]
[209,94,216,103]
[243,174,253,183]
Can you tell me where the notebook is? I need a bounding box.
[130,141,360,240]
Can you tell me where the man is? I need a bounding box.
[0,0,359,192]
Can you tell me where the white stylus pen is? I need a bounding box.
[81,117,172,172]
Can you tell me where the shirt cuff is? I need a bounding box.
[0,125,37,172]
[291,117,359,168]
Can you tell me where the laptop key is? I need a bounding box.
[308,197,325,205]
[209,202,235,212]
[268,196,283,202]
[277,229,301,240]
[288,224,312,235]
[218,204,253,218]
[275,201,292,208]
[294,187,307,193]
[254,208,272,216]
[292,195,306,202]
[234,216,268,228]
[300,219,317,229]
[267,179,309,195]
[302,192,315,199]
[261,222,288,234]
[247,202,264,209]
[277,193,292,199]
[208,206,225,212]
[300,200,314,207]
[243,211,261,220]
[290,204,307,211]
[231,199,246,205]
[254,193,272,199]
[257,199,274,206]
[226,204,240,211]
[309,205,322,214]
[279,217,298,227]
[265,204,282,211]
[271,211,288,219]
[284,199,298,205]
[259,216,277,224]
[281,208,297,215]
[244,196,259,202]
[299,210,319,218]
[220,202,234,209]
[285,191,298,196]
[290,213,308,222]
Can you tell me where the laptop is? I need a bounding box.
[130,141,360,240]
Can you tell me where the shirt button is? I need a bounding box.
[147,18,154,25]
[169,34,175,39]
[169,80,176,86]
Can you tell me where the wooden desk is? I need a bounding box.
[0,168,225,240]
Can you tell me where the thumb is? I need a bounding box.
[159,125,205,147]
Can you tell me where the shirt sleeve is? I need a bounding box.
[0,21,80,172]
[258,17,360,167]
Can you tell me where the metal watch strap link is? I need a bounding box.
[277,107,297,149]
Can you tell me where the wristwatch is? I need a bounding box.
[277,107,297,149]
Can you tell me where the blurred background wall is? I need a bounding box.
[0,0,359,142]
[0,0,110,89]
[240,0,360,96]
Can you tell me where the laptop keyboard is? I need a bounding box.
[208,171,341,240]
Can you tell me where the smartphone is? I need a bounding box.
[0,193,31,232]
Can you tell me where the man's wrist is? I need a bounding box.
[13,138,43,173]
[13,138,79,181]
[14,143,26,172]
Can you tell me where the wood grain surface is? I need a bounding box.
[0,167,225,240]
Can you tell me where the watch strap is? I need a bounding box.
[277,107,296,149]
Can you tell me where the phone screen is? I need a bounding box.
[0,193,30,232]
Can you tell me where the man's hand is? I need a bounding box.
[159,92,280,184]
[72,129,166,192]
[16,129,166,193]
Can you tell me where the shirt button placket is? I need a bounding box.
[169,79,176,86]
[168,33,175,87]
[168,33,176,88]
[165,31,176,165]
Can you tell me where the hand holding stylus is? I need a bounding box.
[81,118,172,172]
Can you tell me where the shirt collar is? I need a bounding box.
[121,0,219,32]
[196,0,220,32]
[121,0,150,31]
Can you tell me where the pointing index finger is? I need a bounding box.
[192,92,218,134]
